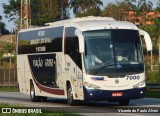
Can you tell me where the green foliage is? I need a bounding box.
[2,0,20,22]
[101,1,133,20]
[0,87,18,92]
[146,63,160,83]
[146,70,160,83]
[145,90,160,98]
[0,22,9,34]
[101,3,118,19]
[71,0,103,16]
[140,19,160,49]
[4,43,16,54]
[31,0,61,26]
[2,0,62,26]
[138,0,153,11]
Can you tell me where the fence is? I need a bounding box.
[0,69,18,87]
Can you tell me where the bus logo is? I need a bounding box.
[115,79,119,84]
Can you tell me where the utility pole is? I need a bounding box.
[20,0,31,29]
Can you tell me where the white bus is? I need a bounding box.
[17,16,152,106]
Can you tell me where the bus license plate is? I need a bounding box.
[112,92,123,97]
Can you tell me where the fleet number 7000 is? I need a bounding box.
[126,75,140,80]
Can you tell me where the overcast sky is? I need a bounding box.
[0,0,159,31]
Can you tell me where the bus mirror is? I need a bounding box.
[75,29,84,53]
[139,29,152,51]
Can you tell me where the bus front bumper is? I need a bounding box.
[84,87,146,101]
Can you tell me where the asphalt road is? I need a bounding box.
[0,92,160,116]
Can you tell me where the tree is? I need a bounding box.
[124,0,136,10]
[4,43,15,54]
[101,3,119,20]
[2,0,20,23]
[101,1,129,20]
[71,0,103,16]
[138,0,153,25]
[31,0,61,26]
[0,22,9,35]
[156,0,160,10]
[138,0,153,11]
[2,0,66,26]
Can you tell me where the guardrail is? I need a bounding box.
[146,83,160,90]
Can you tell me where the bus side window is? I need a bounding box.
[65,27,82,70]
[75,36,82,70]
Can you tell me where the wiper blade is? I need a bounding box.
[94,61,115,74]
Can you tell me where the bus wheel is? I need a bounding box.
[119,100,130,106]
[30,82,41,102]
[67,84,78,105]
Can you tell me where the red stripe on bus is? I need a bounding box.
[35,81,65,95]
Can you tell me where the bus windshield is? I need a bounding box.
[83,29,144,77]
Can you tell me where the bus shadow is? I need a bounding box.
[47,98,121,107]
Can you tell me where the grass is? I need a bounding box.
[145,90,160,98]
[0,103,80,116]
[0,41,8,47]
[0,87,19,92]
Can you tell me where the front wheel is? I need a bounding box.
[67,84,79,105]
[119,100,130,106]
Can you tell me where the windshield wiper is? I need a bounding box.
[94,61,115,75]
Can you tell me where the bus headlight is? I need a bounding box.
[84,82,101,89]
[133,80,145,88]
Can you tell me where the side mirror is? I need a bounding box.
[139,29,152,51]
[75,29,84,53]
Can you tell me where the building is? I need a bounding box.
[128,10,160,26]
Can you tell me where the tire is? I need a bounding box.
[30,82,41,102]
[119,100,130,106]
[67,83,79,106]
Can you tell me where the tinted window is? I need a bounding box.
[65,27,82,69]
[83,29,144,77]
[18,26,63,54]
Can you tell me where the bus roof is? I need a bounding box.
[45,16,115,26]
[19,16,138,32]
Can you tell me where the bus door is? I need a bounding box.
[65,27,84,100]
[74,37,84,100]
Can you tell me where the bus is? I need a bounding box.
[17,16,152,106]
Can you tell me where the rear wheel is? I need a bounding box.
[67,83,79,105]
[119,100,130,106]
[30,82,41,102]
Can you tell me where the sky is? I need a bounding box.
[0,0,159,31]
